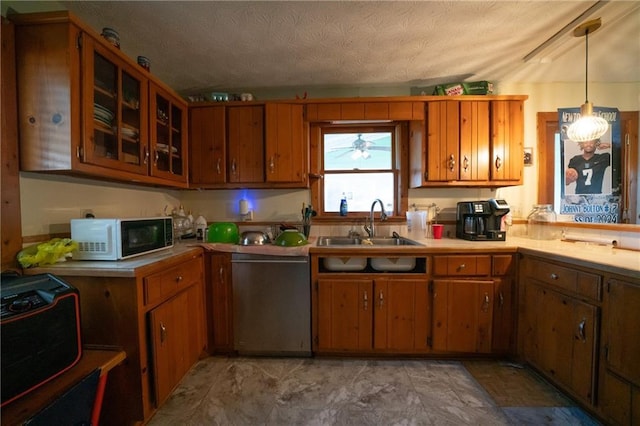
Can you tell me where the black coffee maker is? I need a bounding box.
[456,199,510,241]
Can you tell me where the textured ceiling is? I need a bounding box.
[39,1,640,95]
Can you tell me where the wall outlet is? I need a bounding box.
[81,209,94,218]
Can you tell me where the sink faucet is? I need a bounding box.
[363,199,388,237]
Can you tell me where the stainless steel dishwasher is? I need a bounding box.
[231,253,311,356]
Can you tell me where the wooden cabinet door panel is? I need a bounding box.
[492,277,514,353]
[604,278,640,384]
[206,253,233,352]
[600,370,632,426]
[189,106,226,184]
[82,36,150,175]
[374,278,429,351]
[227,105,264,183]
[432,279,494,353]
[426,101,460,181]
[317,278,372,352]
[491,100,523,182]
[265,103,306,183]
[150,289,188,405]
[459,101,490,181]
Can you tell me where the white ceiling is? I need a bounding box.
[34,1,640,95]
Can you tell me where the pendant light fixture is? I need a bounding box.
[566,18,609,142]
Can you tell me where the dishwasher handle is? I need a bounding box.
[231,259,308,264]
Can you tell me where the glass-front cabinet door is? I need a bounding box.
[81,36,148,174]
[150,83,188,183]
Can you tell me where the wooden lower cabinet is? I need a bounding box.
[150,282,204,405]
[32,250,207,425]
[598,275,640,425]
[315,277,429,353]
[432,279,494,353]
[204,252,234,353]
[519,255,600,407]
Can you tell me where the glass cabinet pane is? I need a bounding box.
[151,86,186,182]
[84,38,147,175]
[92,52,118,160]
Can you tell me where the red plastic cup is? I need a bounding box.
[432,224,444,239]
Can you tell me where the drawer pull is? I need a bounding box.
[175,275,183,283]
[458,263,466,271]
[578,318,587,341]
[363,290,368,311]
[550,273,559,280]
[379,290,384,308]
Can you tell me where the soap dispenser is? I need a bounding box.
[339,193,348,216]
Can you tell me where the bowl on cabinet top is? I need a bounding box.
[273,229,308,247]
[207,222,239,244]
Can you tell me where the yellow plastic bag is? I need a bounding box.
[17,238,79,268]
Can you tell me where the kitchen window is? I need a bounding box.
[309,123,406,218]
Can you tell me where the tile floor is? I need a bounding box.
[148,357,601,425]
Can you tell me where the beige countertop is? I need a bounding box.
[23,236,639,278]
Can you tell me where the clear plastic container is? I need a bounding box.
[527,204,557,240]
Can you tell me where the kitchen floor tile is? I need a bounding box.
[147,357,602,426]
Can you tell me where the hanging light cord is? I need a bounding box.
[584,28,590,103]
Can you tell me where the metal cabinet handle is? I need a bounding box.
[144,147,149,165]
[160,322,167,343]
[219,267,224,282]
[363,290,368,311]
[216,158,221,174]
[463,155,469,171]
[481,293,490,312]
[269,156,275,173]
[175,275,183,283]
[458,263,466,271]
[231,159,237,175]
[550,273,559,280]
[578,318,587,341]
[154,150,159,166]
[448,154,456,171]
[379,290,384,308]
[495,156,502,170]
[499,291,504,307]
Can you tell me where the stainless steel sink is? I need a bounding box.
[316,236,422,246]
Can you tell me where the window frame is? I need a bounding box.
[309,121,409,220]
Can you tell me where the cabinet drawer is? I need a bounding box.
[433,255,491,276]
[524,258,601,301]
[492,255,514,276]
[145,257,201,305]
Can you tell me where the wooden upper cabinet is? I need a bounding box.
[265,103,307,184]
[491,100,524,182]
[13,11,188,188]
[149,82,188,183]
[226,105,265,183]
[410,98,524,187]
[81,36,149,175]
[189,106,226,185]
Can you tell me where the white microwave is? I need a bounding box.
[70,217,173,260]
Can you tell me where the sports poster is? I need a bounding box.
[558,107,621,223]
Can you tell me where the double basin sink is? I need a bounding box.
[316,236,422,272]
[316,236,422,247]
